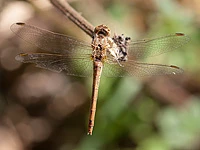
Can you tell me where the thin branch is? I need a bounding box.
[50,0,94,37]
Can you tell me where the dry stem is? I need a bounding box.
[50,0,94,37]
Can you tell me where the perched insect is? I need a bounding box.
[11,22,189,135]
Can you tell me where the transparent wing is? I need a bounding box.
[103,60,183,77]
[10,23,92,54]
[128,33,190,59]
[16,53,93,77]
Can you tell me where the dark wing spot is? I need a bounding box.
[175,33,185,36]
[170,65,180,69]
[16,22,25,25]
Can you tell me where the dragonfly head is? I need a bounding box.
[94,25,111,37]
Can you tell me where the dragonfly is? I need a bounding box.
[11,22,189,135]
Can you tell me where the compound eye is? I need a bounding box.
[94,25,111,36]
[99,29,107,36]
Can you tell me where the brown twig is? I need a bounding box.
[49,0,94,37]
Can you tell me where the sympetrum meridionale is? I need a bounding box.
[11,22,190,135]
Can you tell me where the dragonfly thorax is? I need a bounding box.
[92,25,131,65]
[92,25,113,62]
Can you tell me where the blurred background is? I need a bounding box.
[0,0,200,150]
